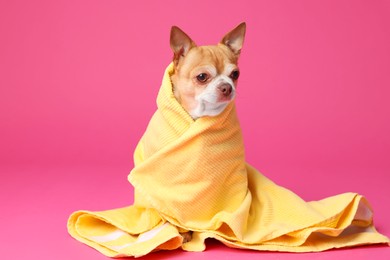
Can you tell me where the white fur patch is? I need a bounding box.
[190,75,235,119]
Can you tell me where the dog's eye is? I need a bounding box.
[196,73,209,83]
[230,70,240,80]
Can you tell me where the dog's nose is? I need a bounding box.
[218,84,233,96]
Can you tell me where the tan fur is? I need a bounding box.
[171,45,239,114]
[169,23,246,119]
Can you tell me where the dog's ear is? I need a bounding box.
[220,22,246,55]
[170,26,196,66]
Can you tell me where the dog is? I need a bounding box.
[168,22,246,242]
[170,22,246,120]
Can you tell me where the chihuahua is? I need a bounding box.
[170,22,246,119]
[168,23,246,243]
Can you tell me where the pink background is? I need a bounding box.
[1,0,389,259]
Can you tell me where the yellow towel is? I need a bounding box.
[68,63,389,257]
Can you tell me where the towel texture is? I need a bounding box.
[68,63,389,257]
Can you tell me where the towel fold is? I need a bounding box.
[68,63,389,257]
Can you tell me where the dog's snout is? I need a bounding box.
[218,84,233,96]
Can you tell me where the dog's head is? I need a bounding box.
[170,23,246,119]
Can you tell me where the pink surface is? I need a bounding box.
[1,0,389,259]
